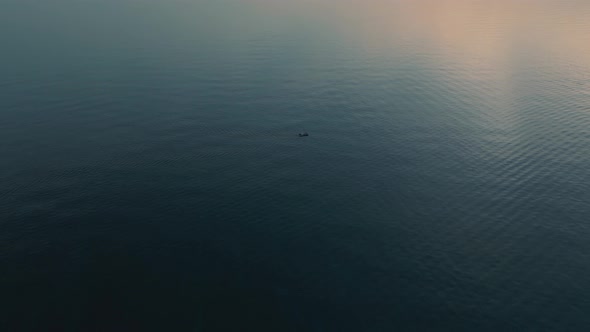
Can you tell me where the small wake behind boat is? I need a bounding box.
[298,132,309,137]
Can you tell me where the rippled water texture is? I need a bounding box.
[2,0,590,330]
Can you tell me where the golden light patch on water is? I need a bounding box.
[249,0,590,69]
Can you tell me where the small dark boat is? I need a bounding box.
[298,132,309,137]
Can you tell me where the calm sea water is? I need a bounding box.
[2,0,590,330]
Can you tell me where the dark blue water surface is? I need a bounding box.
[2,0,590,330]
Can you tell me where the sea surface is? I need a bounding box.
[2,0,590,330]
